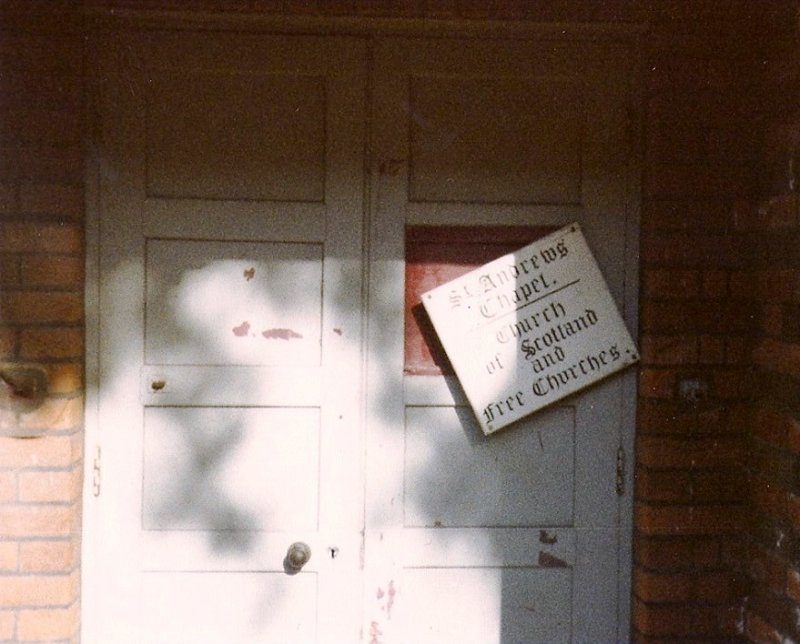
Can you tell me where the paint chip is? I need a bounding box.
[232,321,251,337]
[262,328,303,340]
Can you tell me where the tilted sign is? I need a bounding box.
[422,223,639,434]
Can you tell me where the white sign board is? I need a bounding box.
[422,223,639,434]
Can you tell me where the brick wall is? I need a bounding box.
[736,39,800,643]
[0,1,85,641]
[0,0,796,641]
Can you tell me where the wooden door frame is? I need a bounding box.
[83,11,643,642]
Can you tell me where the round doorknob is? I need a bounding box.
[285,542,311,573]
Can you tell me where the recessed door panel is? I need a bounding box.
[145,239,323,366]
[409,76,582,204]
[141,572,317,643]
[398,568,572,643]
[146,72,325,201]
[404,405,575,527]
[143,406,320,532]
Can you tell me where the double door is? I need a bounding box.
[85,27,638,643]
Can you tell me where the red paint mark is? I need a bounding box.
[261,328,303,340]
[369,621,383,644]
[243,267,255,281]
[386,580,396,619]
[232,321,251,337]
[539,529,558,545]
[538,551,569,568]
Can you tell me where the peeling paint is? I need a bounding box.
[261,328,303,340]
[539,529,558,545]
[243,267,255,281]
[232,321,250,337]
[369,620,383,644]
[538,551,569,568]
[385,580,396,619]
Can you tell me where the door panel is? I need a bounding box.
[86,31,365,643]
[366,37,637,642]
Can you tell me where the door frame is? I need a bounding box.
[83,11,643,642]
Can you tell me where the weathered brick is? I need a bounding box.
[0,291,83,324]
[635,503,743,536]
[634,569,693,603]
[18,395,83,432]
[638,368,677,399]
[637,436,742,469]
[641,334,698,365]
[0,570,79,607]
[0,609,14,640]
[0,542,18,572]
[0,505,78,538]
[18,183,83,219]
[19,327,83,359]
[0,471,16,503]
[45,362,82,395]
[0,436,75,468]
[16,602,80,640]
[19,539,78,573]
[18,468,81,504]
[21,255,84,289]
[0,222,81,254]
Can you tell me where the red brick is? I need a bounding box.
[0,328,16,359]
[753,338,800,379]
[634,569,693,602]
[18,183,83,218]
[17,602,80,640]
[748,545,786,594]
[634,534,695,569]
[635,468,692,503]
[746,610,784,643]
[701,270,728,299]
[0,436,75,468]
[637,400,697,435]
[0,542,18,572]
[0,570,79,607]
[635,503,743,536]
[21,255,84,289]
[19,327,83,359]
[633,598,693,637]
[694,570,746,604]
[18,468,81,504]
[0,505,78,538]
[0,291,82,324]
[751,406,788,446]
[761,303,784,337]
[18,395,83,432]
[698,335,725,364]
[0,222,81,254]
[641,334,698,365]
[19,539,78,573]
[638,368,676,399]
[0,610,14,640]
[0,182,17,215]
[637,436,742,469]
[643,268,700,299]
[643,200,730,234]
[763,194,799,228]
[45,362,82,395]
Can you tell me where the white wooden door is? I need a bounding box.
[364,37,638,642]
[86,26,639,644]
[85,31,366,643]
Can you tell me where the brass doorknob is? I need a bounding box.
[285,542,311,572]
